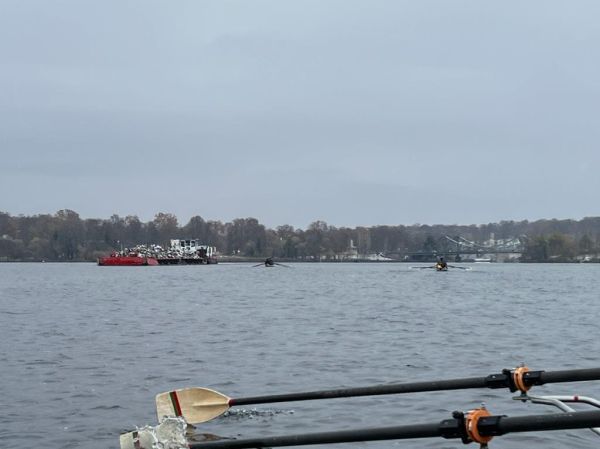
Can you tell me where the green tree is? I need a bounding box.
[153,212,179,244]
[548,233,576,260]
[28,237,53,260]
[578,234,594,254]
[226,218,266,256]
[306,221,330,259]
[0,212,16,238]
[182,216,208,241]
[124,215,143,245]
[51,210,84,260]
[422,235,437,252]
[522,236,548,262]
[0,237,25,260]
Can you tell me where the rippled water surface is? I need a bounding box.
[1,262,600,449]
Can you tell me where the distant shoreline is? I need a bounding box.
[1,259,598,264]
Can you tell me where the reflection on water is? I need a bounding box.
[1,262,599,449]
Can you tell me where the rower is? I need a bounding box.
[265,257,275,267]
[436,257,448,270]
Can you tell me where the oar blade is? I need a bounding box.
[156,387,231,423]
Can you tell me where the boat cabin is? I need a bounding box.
[170,239,216,258]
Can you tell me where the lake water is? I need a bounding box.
[1,262,599,449]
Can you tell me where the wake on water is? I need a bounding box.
[121,409,295,449]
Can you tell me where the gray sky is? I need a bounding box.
[1,1,599,228]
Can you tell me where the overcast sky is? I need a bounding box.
[1,1,599,228]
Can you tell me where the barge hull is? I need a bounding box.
[157,258,217,265]
[98,256,159,266]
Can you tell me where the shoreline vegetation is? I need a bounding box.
[1,210,600,263]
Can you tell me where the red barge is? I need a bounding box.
[97,239,217,266]
[97,253,159,266]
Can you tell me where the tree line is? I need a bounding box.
[1,210,600,262]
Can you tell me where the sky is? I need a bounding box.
[1,1,599,229]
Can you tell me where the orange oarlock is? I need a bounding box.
[464,407,493,445]
[513,366,531,393]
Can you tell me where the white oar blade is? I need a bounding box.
[156,387,231,423]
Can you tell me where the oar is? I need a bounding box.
[251,263,264,267]
[410,266,436,269]
[182,409,600,449]
[274,262,291,268]
[155,367,600,423]
[447,265,471,270]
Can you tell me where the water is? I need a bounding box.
[1,262,599,449]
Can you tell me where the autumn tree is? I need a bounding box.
[152,213,179,244]
[52,209,84,260]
